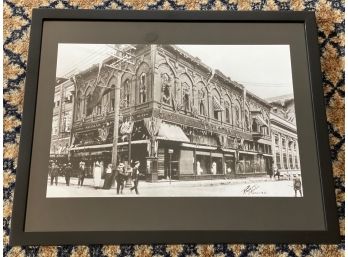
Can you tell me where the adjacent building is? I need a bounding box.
[50,77,75,162]
[268,94,301,174]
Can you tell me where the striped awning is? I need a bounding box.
[212,96,224,112]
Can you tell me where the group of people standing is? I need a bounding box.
[48,161,73,186]
[48,159,144,195]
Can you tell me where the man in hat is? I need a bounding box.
[130,161,142,195]
[293,174,302,197]
[49,162,59,186]
[78,161,87,187]
[116,163,126,195]
[64,162,73,186]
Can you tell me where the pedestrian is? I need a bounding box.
[103,163,113,189]
[93,160,102,189]
[130,161,143,195]
[293,175,302,197]
[268,165,275,179]
[274,167,280,180]
[78,161,86,187]
[64,162,73,186]
[116,163,126,194]
[49,162,59,186]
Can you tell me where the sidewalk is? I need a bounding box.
[49,175,281,189]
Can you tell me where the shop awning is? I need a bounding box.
[70,144,113,151]
[262,153,274,157]
[222,148,236,153]
[254,115,268,127]
[239,150,258,155]
[157,123,190,142]
[212,96,224,112]
[181,143,216,150]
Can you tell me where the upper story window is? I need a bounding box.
[54,100,60,108]
[52,116,59,136]
[198,89,206,116]
[139,73,147,103]
[225,107,230,123]
[212,96,223,121]
[121,79,131,108]
[63,111,72,132]
[182,82,191,113]
[161,73,171,104]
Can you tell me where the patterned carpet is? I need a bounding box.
[3,0,345,256]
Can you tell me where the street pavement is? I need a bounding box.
[46,176,303,197]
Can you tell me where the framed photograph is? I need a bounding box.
[10,9,340,245]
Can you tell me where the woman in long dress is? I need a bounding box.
[103,164,113,189]
[93,161,102,189]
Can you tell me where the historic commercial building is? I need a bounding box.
[268,95,301,174]
[67,45,274,180]
[50,78,75,161]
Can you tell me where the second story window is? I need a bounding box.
[225,101,231,123]
[122,79,131,108]
[182,83,191,113]
[198,89,206,116]
[139,73,147,103]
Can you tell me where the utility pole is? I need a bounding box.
[111,77,122,170]
[104,45,136,173]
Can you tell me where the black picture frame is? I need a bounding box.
[10,9,340,245]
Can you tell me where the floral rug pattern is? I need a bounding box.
[3,0,344,256]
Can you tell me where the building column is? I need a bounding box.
[271,132,276,168]
[285,137,290,170]
[207,91,212,119]
[279,134,284,169]
[295,139,300,169]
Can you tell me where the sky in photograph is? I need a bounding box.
[56,44,294,99]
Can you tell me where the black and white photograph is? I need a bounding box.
[47,43,302,198]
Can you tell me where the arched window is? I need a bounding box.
[110,86,115,111]
[182,82,191,113]
[121,79,131,108]
[139,73,147,103]
[244,113,249,130]
[252,119,258,132]
[76,90,83,120]
[234,105,241,127]
[86,93,93,116]
[161,73,171,104]
[198,88,206,116]
[225,101,231,123]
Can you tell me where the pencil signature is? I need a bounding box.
[242,184,266,195]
